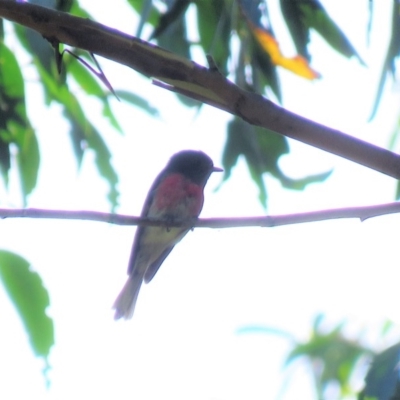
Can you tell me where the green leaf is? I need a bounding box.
[69,2,94,19]
[0,42,40,201]
[66,56,123,133]
[126,0,160,28]
[281,0,364,64]
[0,250,54,365]
[286,316,371,397]
[35,61,120,210]
[236,325,295,341]
[251,38,282,102]
[102,100,122,133]
[114,90,160,117]
[67,55,105,97]
[15,125,40,202]
[83,122,120,209]
[223,118,331,207]
[279,0,311,59]
[272,168,332,191]
[239,0,266,30]
[56,0,73,12]
[369,1,400,120]
[366,0,373,46]
[153,0,198,107]
[299,0,364,64]
[239,0,282,100]
[194,0,231,75]
[0,140,10,185]
[151,0,190,40]
[15,25,58,77]
[359,343,400,400]
[223,118,271,206]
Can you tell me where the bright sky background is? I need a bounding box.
[1,1,400,399]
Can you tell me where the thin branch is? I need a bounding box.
[0,202,399,228]
[1,1,400,179]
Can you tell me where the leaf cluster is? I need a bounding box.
[1,0,400,392]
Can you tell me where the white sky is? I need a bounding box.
[1,1,400,400]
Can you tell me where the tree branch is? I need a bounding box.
[1,1,400,180]
[1,202,399,228]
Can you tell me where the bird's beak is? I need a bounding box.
[213,166,223,173]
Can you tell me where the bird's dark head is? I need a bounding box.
[167,150,222,186]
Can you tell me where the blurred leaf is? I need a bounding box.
[0,17,3,40]
[127,0,160,28]
[15,25,57,78]
[135,0,153,37]
[29,0,57,8]
[67,54,105,97]
[299,0,365,64]
[0,250,54,371]
[57,0,73,12]
[66,55,123,132]
[251,38,282,102]
[0,42,39,201]
[280,0,364,64]
[222,118,329,207]
[236,325,295,341]
[370,0,400,120]
[251,26,321,80]
[194,0,231,75]
[273,168,332,191]
[287,316,371,398]
[359,343,400,400]
[279,0,310,59]
[222,118,269,206]
[239,0,266,31]
[241,0,319,79]
[27,0,72,12]
[36,61,120,210]
[69,2,94,19]
[15,124,40,202]
[85,124,120,209]
[239,0,282,100]
[0,140,10,184]
[367,0,373,46]
[114,90,160,117]
[102,100,122,133]
[153,0,198,107]
[151,0,190,39]
[0,44,20,185]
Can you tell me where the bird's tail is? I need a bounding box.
[113,275,142,320]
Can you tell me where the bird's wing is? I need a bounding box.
[143,224,191,283]
[143,245,175,283]
[126,174,164,275]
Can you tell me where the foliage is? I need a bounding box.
[0,250,53,384]
[238,315,400,400]
[358,342,400,400]
[0,0,400,394]
[0,0,371,211]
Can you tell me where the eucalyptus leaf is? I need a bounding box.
[0,250,54,373]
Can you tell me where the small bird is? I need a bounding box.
[113,150,222,319]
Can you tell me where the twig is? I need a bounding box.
[0,202,399,228]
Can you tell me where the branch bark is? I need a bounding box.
[1,2,400,179]
[1,202,400,228]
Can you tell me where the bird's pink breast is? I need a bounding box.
[151,173,204,217]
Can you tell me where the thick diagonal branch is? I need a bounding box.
[1,2,400,179]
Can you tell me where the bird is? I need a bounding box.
[113,150,222,319]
